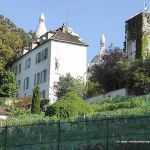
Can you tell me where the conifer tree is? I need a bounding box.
[31,86,41,114]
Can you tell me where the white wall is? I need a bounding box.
[48,40,87,103]
[12,41,51,98]
[12,40,87,103]
[86,89,128,104]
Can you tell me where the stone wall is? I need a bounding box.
[86,88,128,104]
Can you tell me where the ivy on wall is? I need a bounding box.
[126,12,150,60]
[141,34,149,59]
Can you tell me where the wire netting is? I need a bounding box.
[0,116,150,150]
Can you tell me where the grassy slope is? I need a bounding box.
[92,94,150,118]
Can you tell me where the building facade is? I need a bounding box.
[125,6,150,60]
[12,13,88,103]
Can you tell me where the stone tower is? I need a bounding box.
[125,6,150,60]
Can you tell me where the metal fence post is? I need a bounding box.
[4,125,8,150]
[106,118,108,150]
[57,121,61,150]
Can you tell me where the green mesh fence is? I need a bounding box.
[0,116,150,150]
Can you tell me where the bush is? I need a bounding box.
[40,99,49,112]
[86,81,104,98]
[92,96,145,112]
[15,96,32,109]
[45,92,94,118]
[31,86,41,114]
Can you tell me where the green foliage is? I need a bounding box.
[141,34,149,59]
[54,73,86,99]
[0,70,18,97]
[0,113,53,126]
[0,15,31,68]
[92,94,150,118]
[45,92,94,118]
[91,53,150,95]
[92,99,144,112]
[86,81,104,98]
[90,48,127,92]
[31,86,41,114]
[40,99,49,112]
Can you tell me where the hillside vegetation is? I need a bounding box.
[92,94,150,118]
[0,94,150,126]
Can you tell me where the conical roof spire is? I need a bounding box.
[144,3,148,11]
[40,13,45,22]
[100,33,106,45]
[35,12,47,38]
[100,33,106,57]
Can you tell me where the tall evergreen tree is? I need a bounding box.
[0,70,18,97]
[31,86,41,114]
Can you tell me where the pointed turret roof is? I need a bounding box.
[35,13,47,38]
[100,33,106,45]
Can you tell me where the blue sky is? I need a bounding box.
[0,0,149,62]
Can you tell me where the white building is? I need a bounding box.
[12,13,88,103]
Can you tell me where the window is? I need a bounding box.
[24,77,29,90]
[18,80,21,89]
[34,69,47,85]
[36,52,41,64]
[43,69,47,82]
[34,74,36,86]
[25,58,31,69]
[13,66,18,75]
[19,64,21,73]
[36,48,48,64]
[26,77,29,89]
[37,73,40,85]
[42,48,48,61]
[41,90,46,98]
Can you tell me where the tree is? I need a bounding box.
[90,48,127,92]
[0,15,31,68]
[53,73,86,99]
[125,60,150,95]
[0,70,18,97]
[86,81,104,98]
[31,86,41,114]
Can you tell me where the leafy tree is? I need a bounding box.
[45,92,94,118]
[0,70,18,97]
[125,60,150,95]
[0,15,31,68]
[54,73,86,99]
[86,81,104,98]
[31,86,41,114]
[90,48,127,92]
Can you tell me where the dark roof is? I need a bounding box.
[12,26,88,64]
[126,11,150,23]
[51,29,88,46]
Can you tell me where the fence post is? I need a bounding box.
[4,125,8,150]
[57,121,61,150]
[106,118,108,150]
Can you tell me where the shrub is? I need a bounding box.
[40,99,49,112]
[45,92,94,118]
[92,96,145,112]
[15,96,32,110]
[31,86,41,114]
